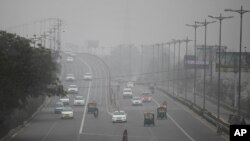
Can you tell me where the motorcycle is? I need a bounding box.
[93,108,99,118]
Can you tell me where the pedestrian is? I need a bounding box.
[123,129,128,141]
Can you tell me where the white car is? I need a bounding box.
[66,57,74,62]
[83,73,92,80]
[61,107,74,119]
[112,110,127,123]
[60,96,70,105]
[67,85,78,94]
[132,96,142,105]
[66,74,75,81]
[127,82,134,88]
[73,96,85,106]
[123,88,133,98]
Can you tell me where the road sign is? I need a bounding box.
[216,52,250,72]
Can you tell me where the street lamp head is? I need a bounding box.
[208,15,214,18]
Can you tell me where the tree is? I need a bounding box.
[0,30,64,121]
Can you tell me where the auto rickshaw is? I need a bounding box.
[157,106,167,119]
[144,112,155,126]
[87,102,97,114]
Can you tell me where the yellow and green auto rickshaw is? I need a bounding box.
[144,112,155,126]
[87,102,97,114]
[157,106,167,119]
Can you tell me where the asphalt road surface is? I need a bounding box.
[10,53,228,141]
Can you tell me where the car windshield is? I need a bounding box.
[63,107,72,111]
[75,96,83,100]
[69,85,77,88]
[113,111,125,115]
[123,89,131,92]
[56,102,64,107]
[133,97,141,100]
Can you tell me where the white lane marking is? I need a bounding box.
[136,87,196,141]
[78,58,92,134]
[42,121,57,141]
[79,80,92,134]
[90,62,97,101]
[104,65,113,116]
[99,73,103,106]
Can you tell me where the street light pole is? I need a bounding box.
[167,42,171,91]
[157,43,160,82]
[208,14,233,121]
[182,37,192,100]
[178,40,181,93]
[152,44,155,81]
[172,40,177,96]
[141,45,143,75]
[225,6,250,116]
[161,43,164,84]
[186,23,202,105]
[196,19,216,111]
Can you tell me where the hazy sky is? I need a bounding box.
[0,0,249,51]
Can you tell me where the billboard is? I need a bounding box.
[196,45,227,62]
[216,52,250,72]
[184,55,209,69]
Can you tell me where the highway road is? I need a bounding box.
[10,53,228,141]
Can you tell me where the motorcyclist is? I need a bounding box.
[93,107,99,118]
[122,129,128,141]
